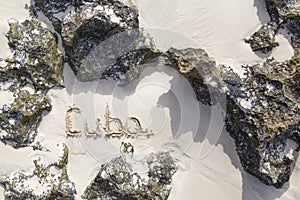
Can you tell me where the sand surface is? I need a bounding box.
[0,0,299,200]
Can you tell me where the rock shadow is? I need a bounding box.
[156,64,290,200]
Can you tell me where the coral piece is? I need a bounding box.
[0,144,76,199]
[82,145,177,200]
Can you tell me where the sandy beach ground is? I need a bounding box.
[0,0,299,200]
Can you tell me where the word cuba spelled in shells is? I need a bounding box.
[65,103,154,138]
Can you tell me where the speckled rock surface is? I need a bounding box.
[76,45,223,105]
[2,19,63,91]
[0,90,51,148]
[164,48,224,105]
[61,0,139,76]
[230,0,300,188]
[99,48,161,84]
[224,56,300,188]
[245,22,279,53]
[247,0,300,54]
[0,18,63,148]
[30,0,75,33]
[82,149,177,200]
[266,0,300,55]
[75,28,157,83]
[0,144,76,199]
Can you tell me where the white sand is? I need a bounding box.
[0,0,299,200]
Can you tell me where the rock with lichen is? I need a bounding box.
[245,22,279,53]
[1,19,63,91]
[0,90,51,148]
[247,0,300,54]
[237,0,300,188]
[30,0,146,79]
[265,0,300,22]
[32,0,225,107]
[164,48,225,105]
[265,0,300,54]
[0,18,64,148]
[99,48,161,84]
[239,0,300,187]
[224,56,300,188]
[82,146,177,200]
[81,45,225,105]
[0,144,76,199]
[29,0,76,33]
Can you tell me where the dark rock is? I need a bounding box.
[164,48,225,105]
[235,0,300,187]
[247,0,300,54]
[245,22,279,54]
[266,0,300,55]
[0,18,63,148]
[1,19,64,92]
[0,90,51,148]
[33,0,224,108]
[60,0,139,76]
[225,57,300,188]
[82,148,177,200]
[100,48,161,84]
